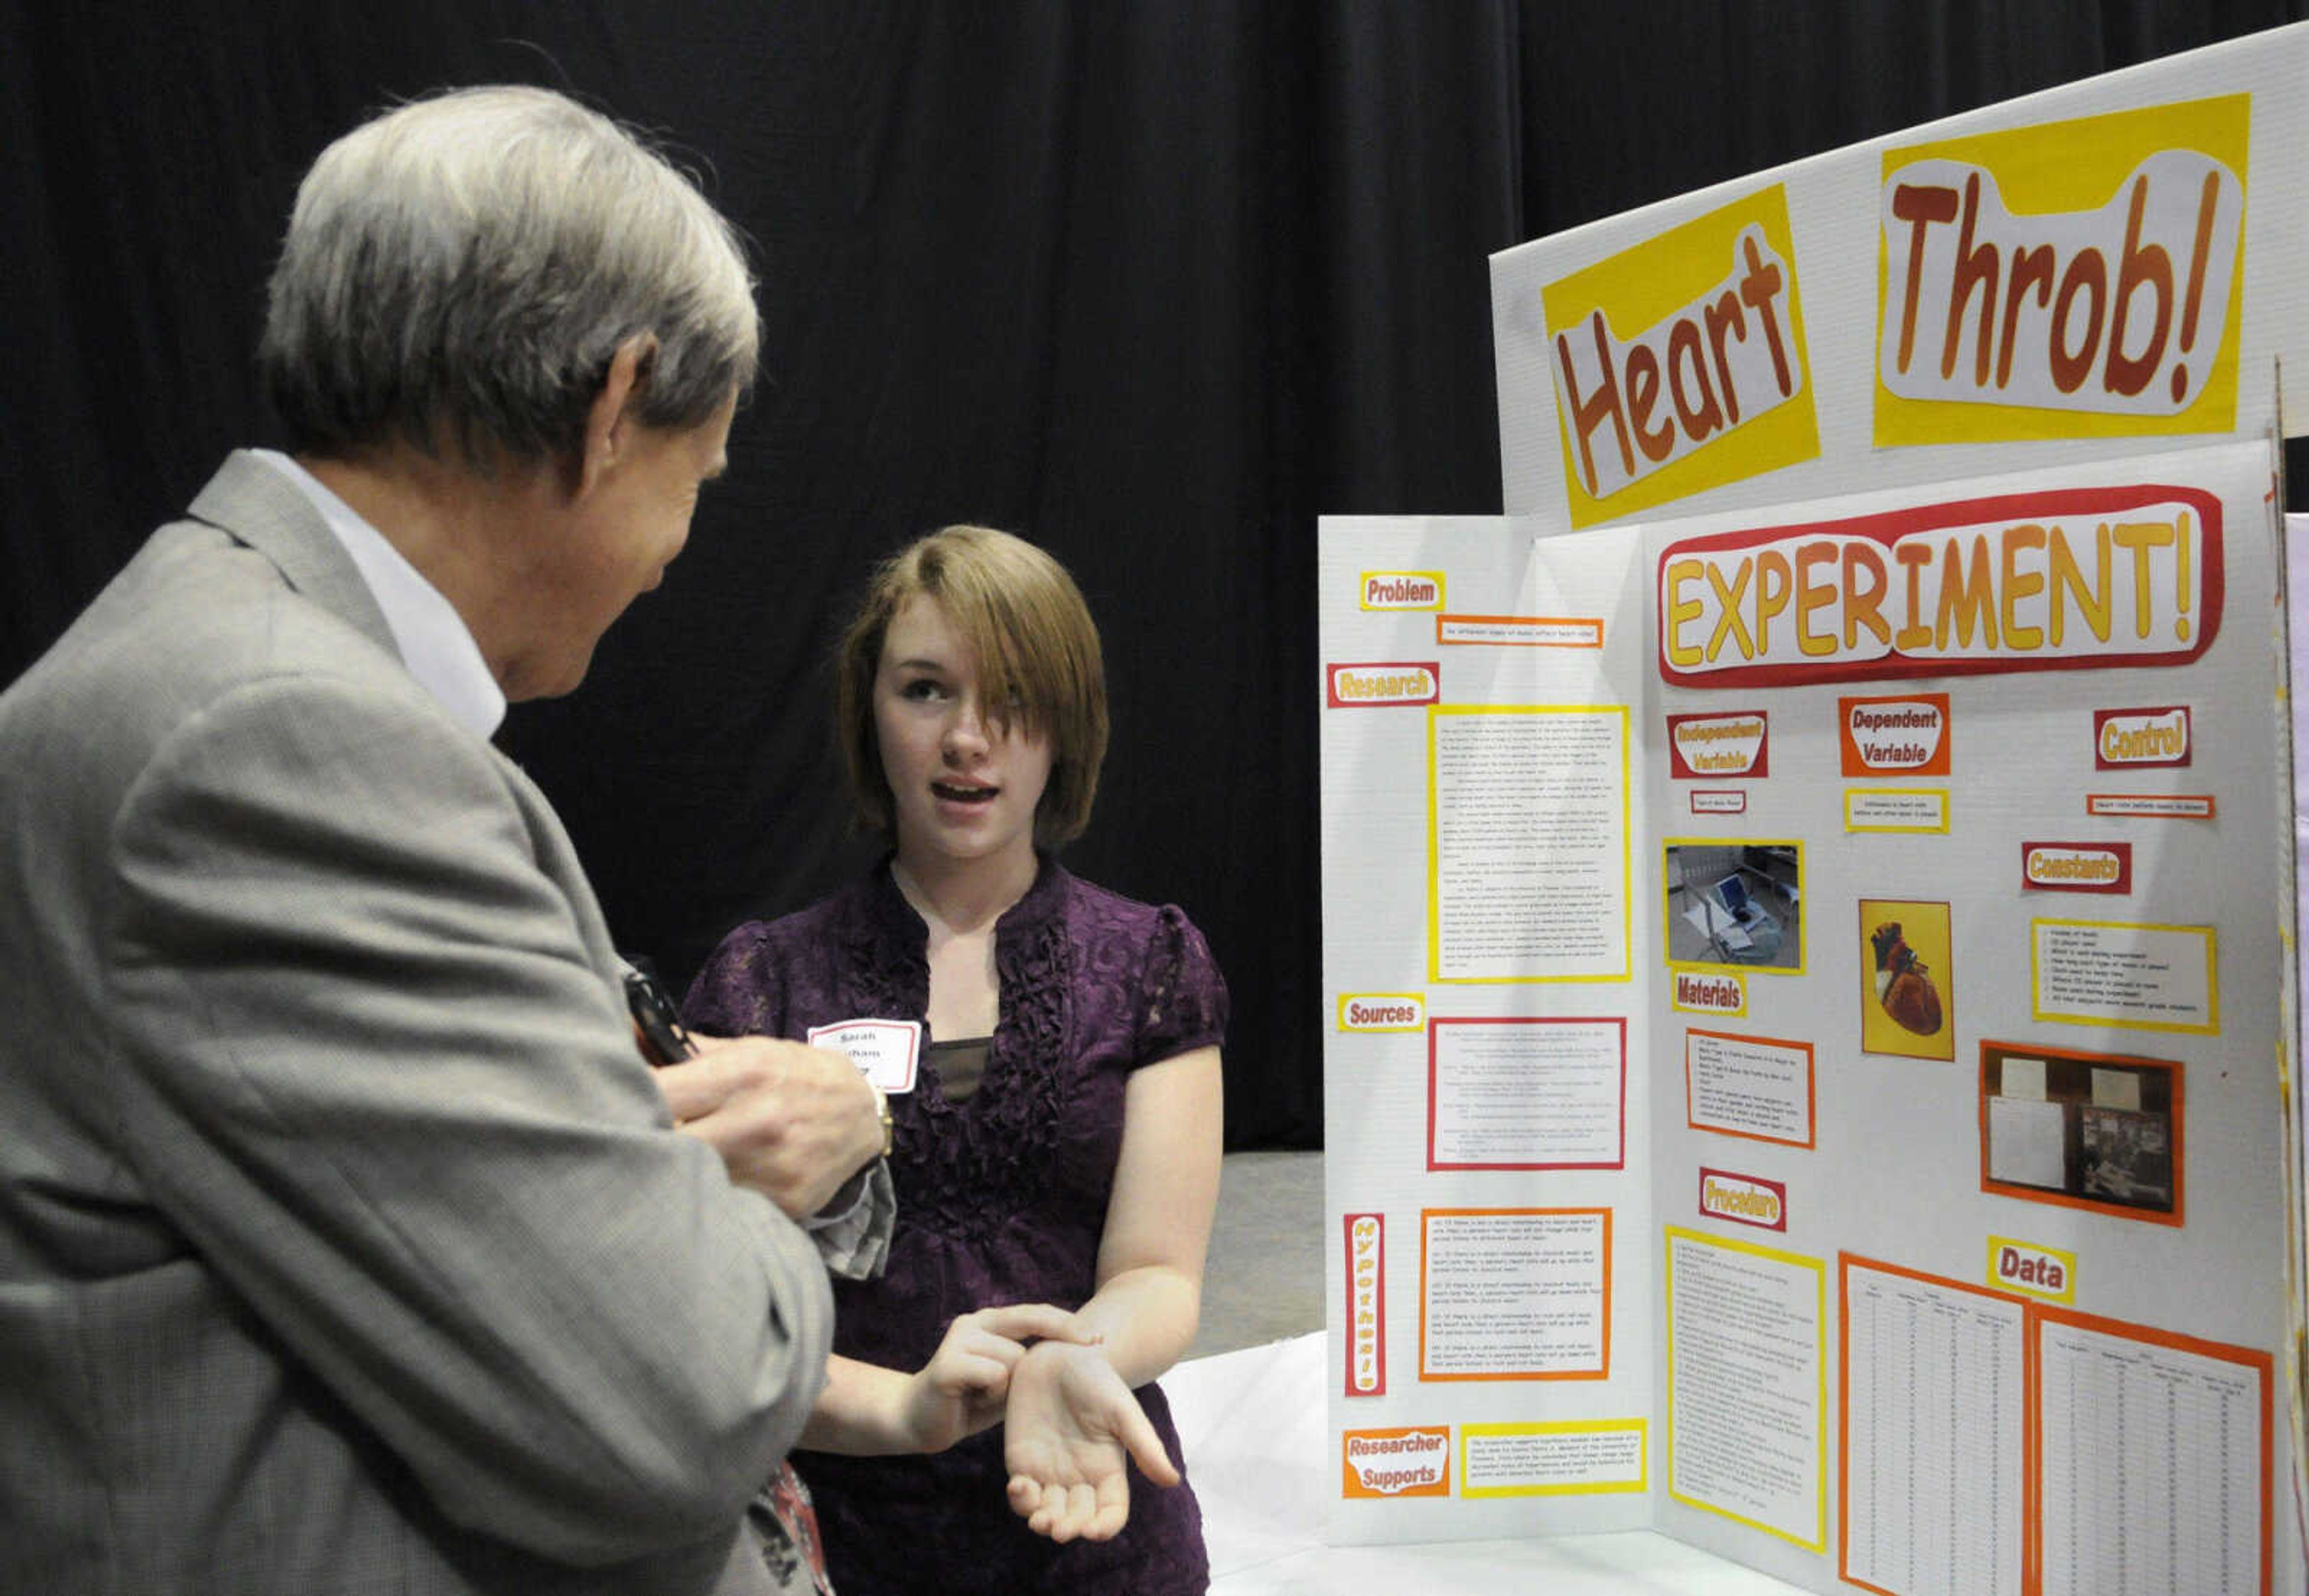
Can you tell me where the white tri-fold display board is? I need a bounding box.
[1321,23,2309,1596]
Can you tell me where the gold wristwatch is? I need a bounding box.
[871,1082,895,1158]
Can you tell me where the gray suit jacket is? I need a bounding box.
[0,453,829,1594]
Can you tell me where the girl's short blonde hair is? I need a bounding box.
[836,526,1108,846]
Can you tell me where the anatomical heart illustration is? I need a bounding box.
[1871,921,1943,1034]
[1859,899,1954,1061]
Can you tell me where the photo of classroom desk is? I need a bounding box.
[1665,844,1803,969]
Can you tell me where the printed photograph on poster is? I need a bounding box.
[1859,900,1953,1060]
[1979,1040,2182,1224]
[1664,840,1804,972]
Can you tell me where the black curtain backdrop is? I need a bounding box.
[5,2,2302,1148]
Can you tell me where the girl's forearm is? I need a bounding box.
[1069,1265,1202,1388]
[797,1355,916,1454]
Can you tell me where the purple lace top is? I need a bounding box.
[683,859,1228,1596]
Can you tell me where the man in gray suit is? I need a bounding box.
[0,87,887,1593]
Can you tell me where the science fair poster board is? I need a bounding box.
[1320,436,2298,1596]
[1318,22,2309,1590]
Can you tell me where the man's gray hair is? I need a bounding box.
[260,85,759,467]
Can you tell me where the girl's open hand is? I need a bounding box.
[1001,1340,1180,1542]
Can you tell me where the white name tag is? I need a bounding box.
[807,1018,921,1094]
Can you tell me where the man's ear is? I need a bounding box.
[574,334,659,498]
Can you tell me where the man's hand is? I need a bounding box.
[654,1036,882,1219]
[1002,1340,1180,1543]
